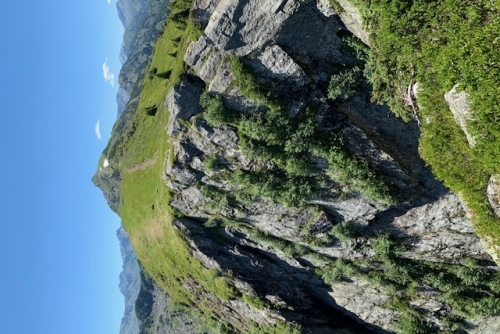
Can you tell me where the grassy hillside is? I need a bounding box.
[346,0,500,259]
[111,0,238,331]
[107,1,302,332]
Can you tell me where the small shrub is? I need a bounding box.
[327,66,361,101]
[156,70,172,79]
[321,259,357,284]
[203,155,225,171]
[145,106,158,116]
[242,294,269,310]
[148,67,158,79]
[398,309,432,334]
[372,234,405,260]
[199,91,238,126]
[329,222,359,241]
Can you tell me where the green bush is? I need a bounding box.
[321,258,357,284]
[398,308,432,334]
[322,147,393,203]
[242,294,269,310]
[199,91,239,126]
[251,229,308,258]
[145,106,158,116]
[327,66,361,101]
[229,55,270,106]
[372,234,405,260]
[203,155,225,172]
[329,222,359,241]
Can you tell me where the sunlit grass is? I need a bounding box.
[116,0,237,328]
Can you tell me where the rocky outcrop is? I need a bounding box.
[488,174,500,218]
[162,0,500,331]
[444,84,477,147]
[96,0,500,333]
[329,277,399,332]
[392,194,490,262]
[317,0,370,45]
[165,79,204,135]
[205,0,300,56]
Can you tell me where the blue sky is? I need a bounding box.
[0,1,127,333]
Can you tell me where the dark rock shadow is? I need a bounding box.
[176,218,391,334]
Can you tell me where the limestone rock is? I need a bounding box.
[392,194,490,263]
[317,0,369,45]
[205,0,301,55]
[276,3,343,80]
[257,44,310,87]
[444,84,477,147]
[329,277,399,332]
[165,80,203,135]
[185,36,235,94]
[191,0,220,28]
[487,174,500,217]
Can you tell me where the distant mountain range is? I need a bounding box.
[117,227,141,334]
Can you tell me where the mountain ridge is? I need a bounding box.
[94,0,500,332]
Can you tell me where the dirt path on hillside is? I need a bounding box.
[125,152,158,173]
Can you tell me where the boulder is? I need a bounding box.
[205,0,301,55]
[487,174,500,217]
[257,44,310,87]
[329,277,399,332]
[184,36,235,94]
[165,80,203,135]
[392,194,491,262]
[444,84,477,147]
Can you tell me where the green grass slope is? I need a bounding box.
[347,0,500,261]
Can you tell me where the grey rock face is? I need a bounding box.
[329,277,399,332]
[174,218,387,333]
[184,36,236,94]
[257,44,310,87]
[205,0,301,56]
[317,0,370,45]
[276,3,343,72]
[488,174,500,217]
[192,0,220,28]
[392,194,490,262]
[444,84,477,147]
[165,79,204,135]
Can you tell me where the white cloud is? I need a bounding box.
[107,0,111,3]
[102,60,114,87]
[95,119,102,140]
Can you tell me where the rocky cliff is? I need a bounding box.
[95,0,500,333]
